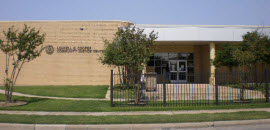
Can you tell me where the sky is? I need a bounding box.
[0,0,269,25]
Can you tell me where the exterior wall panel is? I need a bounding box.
[0,21,131,85]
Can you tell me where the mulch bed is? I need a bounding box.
[0,101,28,107]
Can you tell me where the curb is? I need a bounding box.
[0,118,270,130]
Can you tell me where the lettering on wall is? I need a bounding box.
[45,45,103,55]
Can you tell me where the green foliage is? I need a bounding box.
[214,30,270,72]
[100,25,158,73]
[0,25,45,61]
[233,30,270,69]
[228,30,270,100]
[100,26,157,104]
[113,84,135,90]
[0,24,45,103]
[214,43,239,70]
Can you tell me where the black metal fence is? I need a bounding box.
[110,69,269,107]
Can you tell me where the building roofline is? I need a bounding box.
[0,20,133,24]
[135,24,270,28]
[0,21,267,28]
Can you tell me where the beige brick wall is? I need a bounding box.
[193,45,201,82]
[198,45,210,83]
[0,21,131,85]
[199,45,210,73]
[154,44,194,53]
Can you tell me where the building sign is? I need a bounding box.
[46,45,103,55]
[46,45,54,55]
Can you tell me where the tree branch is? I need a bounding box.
[13,60,25,86]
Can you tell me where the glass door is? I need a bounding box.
[178,60,187,82]
[169,60,178,83]
[169,60,187,83]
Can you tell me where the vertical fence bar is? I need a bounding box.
[110,70,114,107]
[215,69,219,105]
[266,69,269,103]
[163,69,167,107]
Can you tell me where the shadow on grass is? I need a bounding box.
[0,95,49,108]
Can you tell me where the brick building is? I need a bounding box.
[0,21,270,85]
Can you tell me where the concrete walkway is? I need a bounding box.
[1,119,270,130]
[0,89,110,101]
[1,108,270,129]
[1,108,270,116]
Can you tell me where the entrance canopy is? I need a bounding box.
[136,25,270,42]
[139,24,270,84]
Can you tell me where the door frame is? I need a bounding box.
[169,60,187,83]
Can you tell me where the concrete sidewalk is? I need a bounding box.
[1,118,270,130]
[0,89,110,101]
[1,108,270,116]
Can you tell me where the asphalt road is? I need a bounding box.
[182,124,270,130]
[1,119,270,130]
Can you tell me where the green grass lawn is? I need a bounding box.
[0,111,269,124]
[0,85,108,98]
[1,94,270,112]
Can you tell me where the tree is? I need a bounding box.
[233,30,270,71]
[233,30,270,100]
[213,43,239,72]
[0,25,45,103]
[214,30,270,101]
[214,30,270,72]
[100,25,158,104]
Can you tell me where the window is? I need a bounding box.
[146,52,194,82]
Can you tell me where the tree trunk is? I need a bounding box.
[5,91,12,103]
[240,72,248,101]
[118,66,122,85]
[122,67,126,85]
[229,67,233,83]
[126,67,130,88]
[240,85,244,101]
[135,74,141,104]
[135,70,142,104]
[254,65,258,88]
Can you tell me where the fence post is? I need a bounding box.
[215,69,219,105]
[110,70,114,107]
[163,69,167,107]
[266,69,269,103]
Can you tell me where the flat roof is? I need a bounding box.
[136,24,270,28]
[136,24,270,42]
[0,20,133,24]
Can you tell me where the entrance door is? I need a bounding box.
[169,60,187,83]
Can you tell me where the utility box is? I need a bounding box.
[146,72,157,91]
